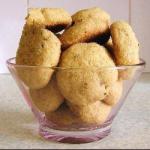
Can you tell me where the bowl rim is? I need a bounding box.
[6,57,146,70]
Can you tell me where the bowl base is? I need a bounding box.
[39,124,111,144]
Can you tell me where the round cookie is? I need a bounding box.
[56,43,118,106]
[72,7,110,24]
[68,101,112,125]
[110,21,140,80]
[59,19,109,49]
[60,7,110,49]
[26,8,72,32]
[45,103,80,126]
[103,80,123,106]
[104,38,136,80]
[16,23,61,89]
[29,75,64,113]
[110,21,139,65]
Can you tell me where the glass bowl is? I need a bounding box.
[7,57,145,143]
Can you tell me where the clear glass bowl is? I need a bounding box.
[7,57,145,143]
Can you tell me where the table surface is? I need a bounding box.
[0,73,150,149]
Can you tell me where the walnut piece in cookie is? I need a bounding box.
[16,23,61,89]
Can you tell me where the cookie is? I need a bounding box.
[59,7,110,49]
[16,23,61,89]
[72,7,110,24]
[103,81,123,106]
[110,21,139,80]
[45,103,80,126]
[26,8,45,25]
[72,7,111,45]
[26,8,72,32]
[69,101,111,125]
[110,21,139,65]
[29,75,64,113]
[104,38,136,80]
[56,43,118,106]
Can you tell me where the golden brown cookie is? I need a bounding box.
[26,8,72,32]
[103,80,123,106]
[59,7,111,49]
[29,75,64,113]
[104,38,135,80]
[45,103,80,126]
[69,101,111,125]
[110,21,139,80]
[16,23,61,89]
[110,21,139,65]
[72,7,110,24]
[60,19,109,49]
[56,43,118,106]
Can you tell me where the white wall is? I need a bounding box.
[0,0,27,73]
[131,0,150,72]
[0,0,149,73]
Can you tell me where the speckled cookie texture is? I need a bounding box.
[16,23,61,89]
[27,8,72,32]
[69,101,111,125]
[103,80,123,106]
[110,21,139,65]
[110,21,139,80]
[59,7,111,49]
[29,75,64,113]
[56,43,118,106]
[72,7,110,24]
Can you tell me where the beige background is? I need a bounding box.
[0,0,149,73]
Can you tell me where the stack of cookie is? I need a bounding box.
[16,7,139,126]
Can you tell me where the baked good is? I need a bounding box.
[69,101,111,125]
[110,21,139,80]
[59,7,110,49]
[72,7,110,24]
[29,75,64,112]
[16,23,61,89]
[103,80,123,106]
[56,43,118,106]
[26,8,72,32]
